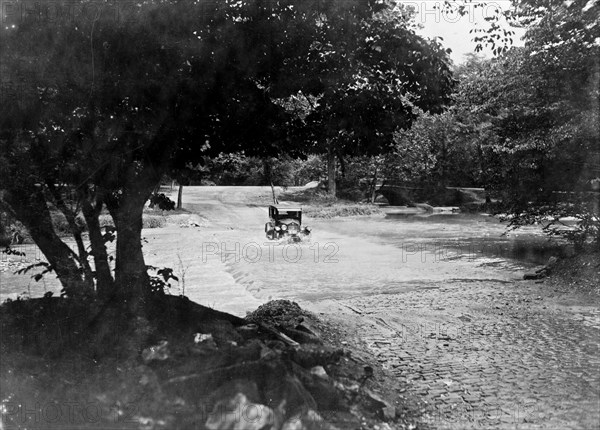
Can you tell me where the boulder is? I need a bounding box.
[205,392,276,430]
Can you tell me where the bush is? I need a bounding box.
[149,193,176,211]
[0,212,28,245]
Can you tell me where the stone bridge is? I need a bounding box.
[377,185,487,207]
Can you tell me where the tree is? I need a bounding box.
[0,0,456,315]
[0,0,315,312]
[457,0,600,245]
[274,1,456,195]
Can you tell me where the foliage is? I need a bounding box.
[303,203,382,218]
[147,266,179,296]
[5,0,424,302]
[149,194,176,211]
[450,0,600,246]
[201,153,326,187]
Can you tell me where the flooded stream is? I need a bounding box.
[323,212,569,266]
[0,187,570,310]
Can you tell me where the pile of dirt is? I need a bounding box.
[0,296,405,429]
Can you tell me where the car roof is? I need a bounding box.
[270,205,302,211]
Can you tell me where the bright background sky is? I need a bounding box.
[401,0,527,64]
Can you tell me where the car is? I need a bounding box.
[265,205,311,241]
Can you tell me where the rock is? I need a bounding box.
[546,256,559,268]
[281,409,337,430]
[237,324,259,339]
[310,366,328,380]
[295,322,320,338]
[194,333,218,349]
[281,409,332,430]
[205,392,275,430]
[526,257,559,280]
[382,405,396,421]
[292,364,342,410]
[263,371,317,416]
[334,381,360,394]
[362,389,394,420]
[290,345,344,369]
[194,333,214,344]
[283,409,341,430]
[141,340,169,363]
[415,203,434,213]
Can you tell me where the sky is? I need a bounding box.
[401,0,527,64]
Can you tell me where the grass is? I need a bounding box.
[279,187,382,218]
[303,203,382,219]
[279,188,338,205]
[51,208,184,236]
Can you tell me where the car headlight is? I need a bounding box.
[275,226,281,231]
[281,224,288,231]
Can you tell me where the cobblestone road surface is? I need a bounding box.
[334,280,600,429]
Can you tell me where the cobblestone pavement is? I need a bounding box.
[335,280,600,430]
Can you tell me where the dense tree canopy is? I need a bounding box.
[0,0,456,309]
[386,0,599,244]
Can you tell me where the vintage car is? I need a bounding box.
[265,205,311,241]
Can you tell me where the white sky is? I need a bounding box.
[400,0,527,64]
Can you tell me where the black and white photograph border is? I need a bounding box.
[1,0,599,429]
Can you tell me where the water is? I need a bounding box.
[0,187,570,306]
[319,212,568,266]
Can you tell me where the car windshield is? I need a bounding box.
[278,211,299,218]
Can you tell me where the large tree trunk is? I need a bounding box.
[327,140,337,197]
[108,201,148,313]
[81,196,114,299]
[105,180,156,314]
[3,189,86,296]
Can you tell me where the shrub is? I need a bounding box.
[148,193,176,211]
